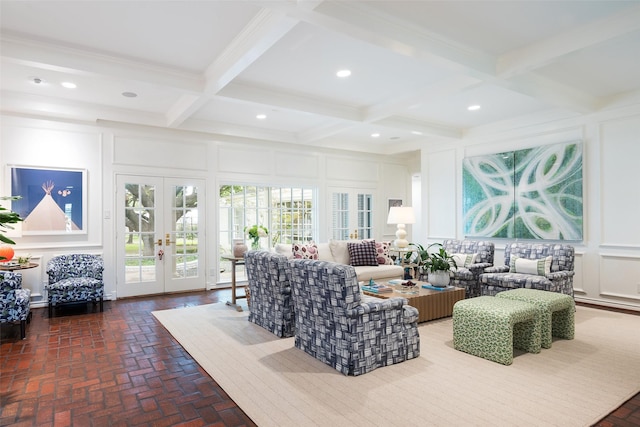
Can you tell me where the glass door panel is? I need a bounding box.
[117,175,205,298]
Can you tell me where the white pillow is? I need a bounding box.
[329,239,352,265]
[510,255,552,276]
[274,243,294,259]
[317,243,333,262]
[451,253,477,270]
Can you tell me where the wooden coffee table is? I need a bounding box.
[363,282,465,322]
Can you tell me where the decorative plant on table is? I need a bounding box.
[407,242,457,286]
[245,224,269,250]
[0,196,23,262]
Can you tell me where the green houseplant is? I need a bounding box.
[407,242,457,286]
[0,196,23,261]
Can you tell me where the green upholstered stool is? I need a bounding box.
[496,288,575,349]
[453,296,541,365]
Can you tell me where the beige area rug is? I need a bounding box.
[152,303,640,427]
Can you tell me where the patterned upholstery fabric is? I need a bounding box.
[244,250,295,338]
[479,243,575,298]
[347,240,378,266]
[45,254,104,318]
[453,296,541,365]
[442,239,495,298]
[0,271,31,339]
[496,289,575,349]
[287,259,420,376]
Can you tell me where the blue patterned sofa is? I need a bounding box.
[0,271,31,339]
[45,254,104,318]
[479,243,575,298]
[245,250,295,338]
[442,239,495,298]
[287,259,420,376]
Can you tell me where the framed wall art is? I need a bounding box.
[462,141,583,241]
[388,198,403,211]
[9,166,87,235]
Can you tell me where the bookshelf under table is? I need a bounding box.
[362,283,465,322]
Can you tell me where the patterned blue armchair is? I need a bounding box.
[443,239,495,298]
[479,243,575,298]
[45,254,104,318]
[0,271,31,339]
[245,250,294,338]
[287,259,420,376]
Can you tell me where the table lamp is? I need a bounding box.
[387,206,415,248]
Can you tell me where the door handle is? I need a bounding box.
[155,239,162,246]
[165,233,175,246]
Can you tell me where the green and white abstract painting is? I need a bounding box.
[463,141,583,240]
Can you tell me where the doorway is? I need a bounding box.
[116,175,206,298]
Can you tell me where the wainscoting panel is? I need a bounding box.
[599,253,640,301]
[217,146,271,175]
[114,136,207,171]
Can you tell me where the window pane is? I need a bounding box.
[219,184,316,282]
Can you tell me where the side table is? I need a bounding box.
[0,262,39,271]
[388,247,418,279]
[221,255,246,312]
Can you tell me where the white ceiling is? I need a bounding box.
[2,0,640,154]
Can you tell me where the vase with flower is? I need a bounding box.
[245,224,269,250]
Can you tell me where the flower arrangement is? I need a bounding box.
[245,224,268,250]
[17,254,31,266]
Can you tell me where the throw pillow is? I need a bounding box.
[510,255,552,276]
[373,240,394,265]
[347,240,379,267]
[292,242,319,260]
[329,239,352,264]
[451,253,477,269]
[274,243,293,259]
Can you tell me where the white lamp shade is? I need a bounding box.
[387,206,415,225]
[387,206,415,248]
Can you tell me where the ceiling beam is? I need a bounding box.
[497,4,640,79]
[165,8,299,127]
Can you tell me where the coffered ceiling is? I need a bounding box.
[2,1,640,154]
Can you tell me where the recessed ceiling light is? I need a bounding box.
[336,69,351,78]
[122,91,138,98]
[30,77,45,85]
[256,114,267,120]
[61,82,77,89]
[371,133,380,138]
[467,104,481,111]
[411,131,423,135]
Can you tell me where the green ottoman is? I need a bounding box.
[453,296,541,365]
[496,288,575,349]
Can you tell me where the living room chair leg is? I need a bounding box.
[20,320,26,339]
[99,298,103,312]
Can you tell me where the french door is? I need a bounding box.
[329,189,373,240]
[116,175,206,298]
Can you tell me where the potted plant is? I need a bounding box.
[0,196,23,262]
[409,242,457,287]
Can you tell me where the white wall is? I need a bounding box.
[0,114,412,305]
[420,103,640,311]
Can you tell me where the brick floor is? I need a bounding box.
[1,291,638,426]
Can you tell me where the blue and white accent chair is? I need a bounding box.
[479,243,575,298]
[442,239,495,298]
[0,271,31,339]
[245,250,295,338]
[45,254,104,318]
[288,259,420,376]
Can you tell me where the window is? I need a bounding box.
[330,190,373,240]
[219,184,316,282]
